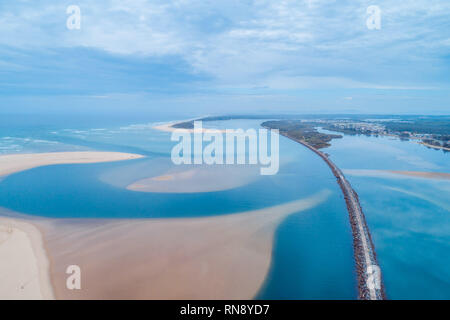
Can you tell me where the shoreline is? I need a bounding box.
[0,151,145,300]
[419,141,450,151]
[0,215,54,299]
[0,151,145,178]
[319,126,450,152]
[2,192,328,300]
[268,127,386,300]
[152,119,225,134]
[0,148,330,299]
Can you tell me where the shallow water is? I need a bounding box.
[2,117,448,299]
[318,128,450,299]
[0,118,356,299]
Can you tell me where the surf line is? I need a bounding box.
[264,126,387,300]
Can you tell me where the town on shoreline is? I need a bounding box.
[169,114,450,152]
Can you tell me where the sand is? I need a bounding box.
[0,150,329,299]
[388,170,450,180]
[153,122,190,133]
[127,165,261,193]
[0,150,143,299]
[343,169,450,181]
[0,217,54,299]
[0,151,144,178]
[33,190,330,300]
[153,121,225,133]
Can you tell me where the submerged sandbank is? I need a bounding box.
[343,169,450,181]
[388,170,450,180]
[127,165,261,193]
[0,151,144,177]
[0,216,53,299]
[34,190,330,300]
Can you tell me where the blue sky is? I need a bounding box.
[1,0,449,115]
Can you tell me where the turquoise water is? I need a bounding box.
[0,117,356,299]
[318,128,450,299]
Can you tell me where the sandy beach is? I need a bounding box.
[153,120,224,133]
[0,150,144,299]
[0,216,53,299]
[153,121,191,133]
[4,190,329,300]
[0,151,144,178]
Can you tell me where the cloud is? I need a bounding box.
[0,0,449,101]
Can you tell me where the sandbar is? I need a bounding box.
[0,150,329,299]
[0,151,145,178]
[388,170,450,180]
[35,190,330,300]
[153,120,224,134]
[343,169,450,181]
[127,165,261,193]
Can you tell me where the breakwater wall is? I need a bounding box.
[274,130,386,300]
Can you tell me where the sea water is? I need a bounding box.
[317,128,450,299]
[0,116,356,299]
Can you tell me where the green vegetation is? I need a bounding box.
[172,121,194,129]
[262,120,342,149]
[382,119,450,135]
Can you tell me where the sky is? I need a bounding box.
[0,0,449,116]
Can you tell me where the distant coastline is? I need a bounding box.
[152,119,224,134]
[419,141,450,151]
[160,115,450,153]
